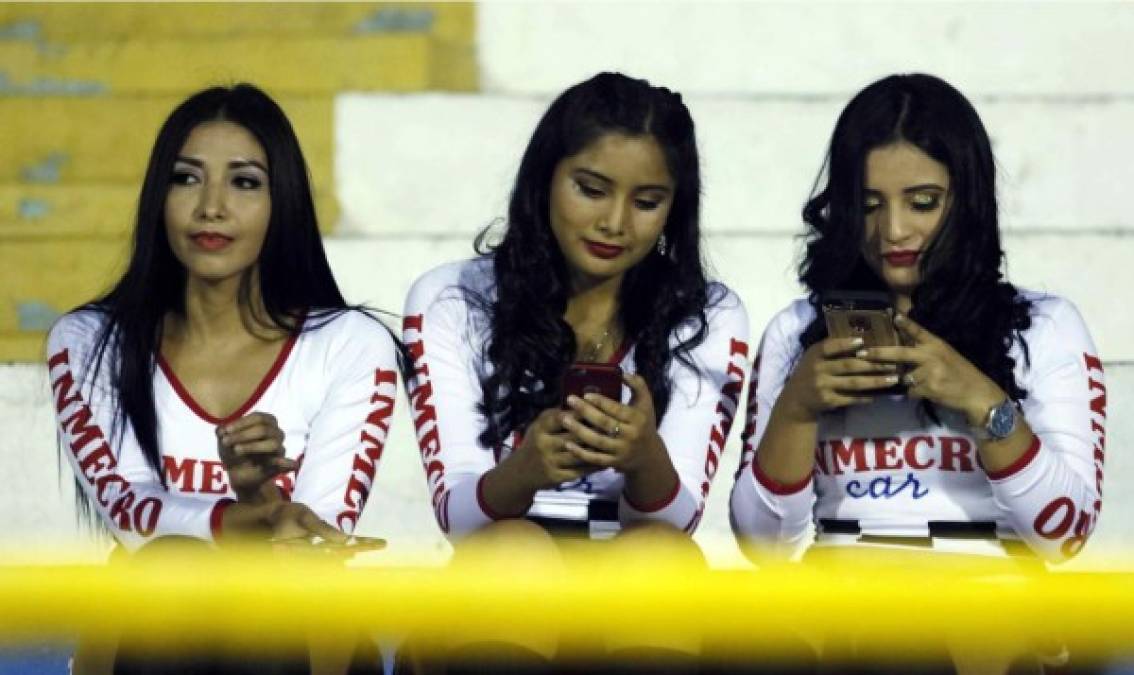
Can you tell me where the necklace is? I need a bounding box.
[581,326,614,363]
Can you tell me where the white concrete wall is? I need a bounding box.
[476,2,1134,97]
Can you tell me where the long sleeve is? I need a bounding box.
[620,288,750,533]
[402,265,500,538]
[46,312,225,551]
[730,303,815,558]
[289,312,401,534]
[986,298,1106,563]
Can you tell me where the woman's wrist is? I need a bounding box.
[622,441,679,510]
[481,457,539,518]
[234,481,284,505]
[962,382,1009,429]
[776,379,820,425]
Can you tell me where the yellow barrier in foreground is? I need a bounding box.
[0,547,1131,660]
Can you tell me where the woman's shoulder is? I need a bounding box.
[299,308,399,368]
[1016,288,1094,350]
[405,257,493,314]
[763,296,816,339]
[46,307,109,355]
[704,281,748,323]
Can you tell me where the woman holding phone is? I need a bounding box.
[730,73,1105,672]
[400,72,749,670]
[48,83,398,673]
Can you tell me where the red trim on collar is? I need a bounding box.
[607,339,632,366]
[158,329,300,426]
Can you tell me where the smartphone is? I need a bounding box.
[561,363,623,409]
[821,291,901,348]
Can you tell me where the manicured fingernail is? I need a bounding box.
[583,393,599,403]
[852,337,864,346]
[856,349,868,358]
[886,375,900,384]
[566,395,581,406]
[894,314,906,324]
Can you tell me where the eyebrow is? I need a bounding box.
[574,168,672,193]
[175,156,269,173]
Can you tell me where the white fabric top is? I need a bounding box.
[402,258,751,539]
[46,309,400,552]
[730,291,1107,563]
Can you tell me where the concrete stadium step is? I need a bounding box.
[0,183,339,238]
[0,96,333,183]
[0,33,475,96]
[0,3,474,43]
[0,239,126,359]
[335,94,1134,236]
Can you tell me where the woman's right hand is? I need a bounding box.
[511,407,596,491]
[778,337,901,422]
[217,412,298,503]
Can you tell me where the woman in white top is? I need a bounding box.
[401,72,749,672]
[730,73,1105,673]
[48,83,398,674]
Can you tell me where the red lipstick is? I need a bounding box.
[191,231,234,251]
[882,250,920,267]
[584,240,625,260]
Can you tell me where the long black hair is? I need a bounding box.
[471,72,713,448]
[799,73,1031,402]
[77,83,362,483]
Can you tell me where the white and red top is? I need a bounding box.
[46,309,400,552]
[730,292,1107,563]
[402,258,751,539]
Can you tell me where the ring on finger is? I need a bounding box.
[609,423,622,438]
[903,373,917,387]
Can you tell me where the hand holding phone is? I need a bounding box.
[561,363,623,409]
[821,290,902,349]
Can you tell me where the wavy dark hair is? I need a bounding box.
[799,73,1031,403]
[471,72,712,448]
[73,83,392,488]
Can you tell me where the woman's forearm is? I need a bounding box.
[622,438,680,509]
[479,457,541,519]
[753,397,820,488]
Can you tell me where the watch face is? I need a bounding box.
[988,400,1017,439]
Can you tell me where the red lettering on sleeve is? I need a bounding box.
[62,406,104,455]
[77,444,118,482]
[109,493,136,531]
[1034,497,1075,540]
[132,497,162,537]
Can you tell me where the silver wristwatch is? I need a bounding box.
[974,398,1017,441]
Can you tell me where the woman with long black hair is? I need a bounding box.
[730,73,1105,672]
[400,72,749,670]
[47,83,398,673]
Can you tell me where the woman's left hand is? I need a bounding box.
[862,314,1007,426]
[560,373,667,475]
